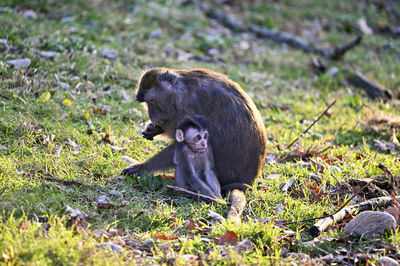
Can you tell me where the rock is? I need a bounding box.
[22,10,37,19]
[38,51,60,58]
[96,195,111,204]
[148,28,162,39]
[325,67,339,77]
[121,156,138,164]
[56,81,70,90]
[142,239,155,247]
[344,211,396,237]
[109,189,123,198]
[6,58,31,68]
[101,49,117,59]
[377,256,399,266]
[99,242,124,254]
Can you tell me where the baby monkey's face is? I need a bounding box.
[185,127,208,153]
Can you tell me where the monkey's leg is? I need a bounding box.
[122,143,176,176]
[227,189,246,224]
[174,165,189,189]
[204,169,222,198]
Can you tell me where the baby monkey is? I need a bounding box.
[173,115,222,199]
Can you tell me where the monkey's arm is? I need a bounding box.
[121,143,176,176]
[204,154,222,198]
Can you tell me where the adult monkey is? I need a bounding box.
[122,67,267,222]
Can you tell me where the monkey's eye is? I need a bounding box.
[204,133,208,139]
[148,99,156,104]
[195,135,201,141]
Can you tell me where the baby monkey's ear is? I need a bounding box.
[175,129,184,142]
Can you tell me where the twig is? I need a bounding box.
[42,174,105,192]
[286,100,337,150]
[0,184,8,197]
[166,185,225,204]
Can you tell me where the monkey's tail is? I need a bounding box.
[221,183,251,195]
[226,189,246,224]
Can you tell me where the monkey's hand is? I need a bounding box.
[121,164,143,177]
[141,123,164,140]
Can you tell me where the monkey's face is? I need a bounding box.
[142,87,171,126]
[185,127,208,153]
[136,69,181,132]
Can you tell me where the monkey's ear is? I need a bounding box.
[159,71,179,90]
[176,129,184,142]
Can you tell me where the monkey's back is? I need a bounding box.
[177,69,267,191]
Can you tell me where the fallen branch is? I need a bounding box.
[201,4,361,60]
[0,184,8,198]
[284,177,375,226]
[43,174,105,192]
[286,100,336,150]
[309,195,400,237]
[166,185,225,204]
[346,73,393,99]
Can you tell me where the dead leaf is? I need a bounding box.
[232,238,253,252]
[65,205,88,219]
[357,18,373,35]
[214,230,238,245]
[92,107,107,115]
[102,125,117,145]
[387,200,400,225]
[65,138,81,155]
[185,219,196,230]
[153,233,179,240]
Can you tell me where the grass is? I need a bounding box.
[1,0,400,264]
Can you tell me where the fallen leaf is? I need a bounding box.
[153,233,179,240]
[65,205,88,219]
[102,125,116,145]
[232,238,253,252]
[214,230,238,245]
[62,98,73,106]
[185,219,196,230]
[37,91,51,103]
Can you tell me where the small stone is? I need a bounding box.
[99,242,124,254]
[148,28,162,39]
[377,256,399,266]
[344,211,396,237]
[56,81,70,90]
[38,51,60,58]
[22,10,37,19]
[121,156,138,164]
[109,189,123,198]
[325,67,339,77]
[142,239,155,247]
[101,49,117,59]
[96,195,111,204]
[6,58,31,68]
[61,16,74,23]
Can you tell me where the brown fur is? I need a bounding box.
[123,67,267,194]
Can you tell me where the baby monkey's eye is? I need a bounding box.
[195,135,201,141]
[204,133,208,139]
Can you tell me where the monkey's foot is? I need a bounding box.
[121,165,141,176]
